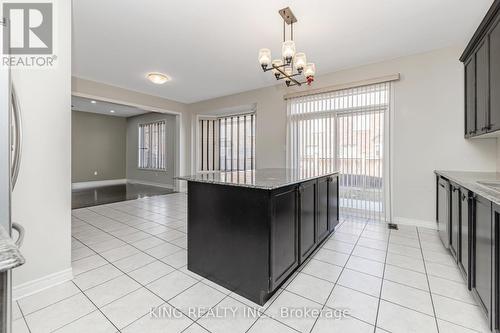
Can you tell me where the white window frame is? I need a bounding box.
[195,110,256,173]
[138,120,167,171]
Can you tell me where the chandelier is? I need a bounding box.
[258,7,316,87]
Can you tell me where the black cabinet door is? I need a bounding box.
[298,181,317,263]
[450,183,460,261]
[490,18,500,132]
[465,56,477,137]
[459,189,471,288]
[473,194,492,324]
[492,203,500,332]
[437,177,450,248]
[328,175,339,232]
[476,40,490,134]
[270,187,299,290]
[317,177,329,243]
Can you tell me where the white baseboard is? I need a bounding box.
[392,216,438,230]
[127,179,174,189]
[13,268,73,300]
[72,179,127,190]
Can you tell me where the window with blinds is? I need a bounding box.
[199,113,255,172]
[286,82,391,221]
[138,120,166,170]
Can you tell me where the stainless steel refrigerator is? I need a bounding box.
[0,16,26,333]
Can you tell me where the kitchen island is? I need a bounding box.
[178,168,339,305]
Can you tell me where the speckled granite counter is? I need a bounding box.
[435,170,500,205]
[177,168,340,190]
[0,225,24,273]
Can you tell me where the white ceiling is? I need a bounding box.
[71,96,149,117]
[72,0,493,103]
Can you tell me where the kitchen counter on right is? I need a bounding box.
[435,170,500,206]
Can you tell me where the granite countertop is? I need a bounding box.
[435,170,500,205]
[177,168,340,190]
[0,225,24,273]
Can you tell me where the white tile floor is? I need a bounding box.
[12,193,492,333]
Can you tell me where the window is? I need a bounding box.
[286,82,392,221]
[199,113,255,171]
[138,120,166,170]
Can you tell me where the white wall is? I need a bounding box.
[188,47,498,225]
[11,0,73,294]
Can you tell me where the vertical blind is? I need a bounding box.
[199,113,255,172]
[138,120,166,170]
[287,82,391,221]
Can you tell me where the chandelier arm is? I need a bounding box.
[274,66,302,86]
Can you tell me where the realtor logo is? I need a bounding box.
[3,2,53,54]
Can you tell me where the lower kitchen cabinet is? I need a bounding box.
[459,188,472,288]
[317,177,330,243]
[450,182,461,260]
[437,176,450,248]
[328,175,339,231]
[298,175,339,264]
[298,180,317,263]
[472,194,492,328]
[493,203,500,332]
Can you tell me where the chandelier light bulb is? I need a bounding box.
[272,59,283,78]
[294,52,307,72]
[304,63,316,77]
[258,48,272,69]
[282,40,296,64]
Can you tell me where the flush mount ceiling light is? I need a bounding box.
[90,100,97,104]
[147,72,170,85]
[110,110,115,113]
[258,7,316,87]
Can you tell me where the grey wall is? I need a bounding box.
[126,112,176,187]
[72,111,127,182]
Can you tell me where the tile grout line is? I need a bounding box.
[16,300,33,333]
[416,227,440,333]
[307,218,371,333]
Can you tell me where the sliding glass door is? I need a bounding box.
[287,82,391,221]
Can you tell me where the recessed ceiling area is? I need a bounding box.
[71,96,149,118]
[72,0,493,103]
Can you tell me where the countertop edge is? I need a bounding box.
[435,170,500,206]
[177,171,340,190]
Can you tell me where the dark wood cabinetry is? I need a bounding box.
[187,173,339,305]
[459,188,472,288]
[461,0,500,137]
[472,194,492,326]
[465,57,477,136]
[493,204,500,332]
[490,18,500,133]
[328,175,339,231]
[450,182,461,260]
[437,177,450,248]
[317,177,330,243]
[270,186,299,289]
[298,180,317,263]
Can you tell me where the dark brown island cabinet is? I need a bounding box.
[461,0,500,137]
[179,169,339,305]
[435,172,500,331]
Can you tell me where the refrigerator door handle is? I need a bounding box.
[11,223,24,248]
[11,85,22,189]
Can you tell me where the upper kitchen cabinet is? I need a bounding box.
[460,0,500,137]
[490,17,500,132]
